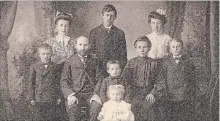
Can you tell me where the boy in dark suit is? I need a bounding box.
[99,60,130,103]
[28,44,61,121]
[89,4,127,77]
[121,36,164,121]
[60,36,104,121]
[158,38,195,121]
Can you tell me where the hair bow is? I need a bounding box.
[55,11,73,17]
[156,8,166,16]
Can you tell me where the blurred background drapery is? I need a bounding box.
[0,1,17,120]
[0,1,218,120]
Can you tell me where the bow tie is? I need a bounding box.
[174,57,181,60]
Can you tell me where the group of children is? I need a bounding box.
[28,4,195,121]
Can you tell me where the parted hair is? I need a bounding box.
[106,60,121,70]
[134,36,152,49]
[169,38,184,47]
[102,4,117,17]
[37,43,52,53]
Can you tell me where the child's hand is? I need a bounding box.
[30,100,35,106]
[67,95,78,106]
[56,99,61,105]
[145,94,155,103]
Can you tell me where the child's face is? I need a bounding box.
[170,41,183,56]
[135,41,150,57]
[56,19,70,35]
[38,48,52,63]
[102,11,116,27]
[75,37,90,56]
[109,89,122,102]
[150,18,163,33]
[107,64,121,77]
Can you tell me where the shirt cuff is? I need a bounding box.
[67,92,75,100]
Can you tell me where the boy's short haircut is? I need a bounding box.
[37,43,52,53]
[106,60,121,70]
[107,85,125,98]
[169,38,184,47]
[134,36,152,49]
[102,4,117,17]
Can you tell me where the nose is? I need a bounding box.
[82,45,85,50]
[155,23,159,28]
[175,47,178,50]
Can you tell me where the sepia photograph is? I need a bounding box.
[0,1,219,121]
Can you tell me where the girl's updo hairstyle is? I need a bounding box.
[148,8,167,25]
[54,12,72,25]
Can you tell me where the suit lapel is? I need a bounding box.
[75,54,86,68]
[36,61,46,77]
[42,61,55,76]
[168,56,181,71]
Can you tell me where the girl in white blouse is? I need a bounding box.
[46,12,75,64]
[146,9,172,59]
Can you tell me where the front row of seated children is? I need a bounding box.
[28,35,195,121]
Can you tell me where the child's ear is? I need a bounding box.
[101,13,104,18]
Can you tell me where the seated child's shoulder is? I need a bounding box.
[121,101,132,109]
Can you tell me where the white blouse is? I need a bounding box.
[146,32,172,59]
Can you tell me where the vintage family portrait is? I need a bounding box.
[0,1,219,121]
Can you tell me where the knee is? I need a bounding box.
[67,104,79,114]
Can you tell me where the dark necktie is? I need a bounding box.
[81,56,87,65]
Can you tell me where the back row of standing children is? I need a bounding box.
[28,4,195,121]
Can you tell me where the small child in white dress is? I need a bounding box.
[98,85,134,121]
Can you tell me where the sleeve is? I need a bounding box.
[119,31,127,69]
[188,60,196,100]
[150,60,167,100]
[165,35,172,56]
[98,103,106,120]
[121,60,133,84]
[100,80,108,103]
[28,65,36,101]
[60,61,74,99]
[127,110,135,121]
[94,59,105,95]
[54,64,63,100]
[93,80,102,96]
[67,38,76,57]
[121,61,134,100]
[89,29,96,55]
[123,79,132,103]
[121,103,133,121]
